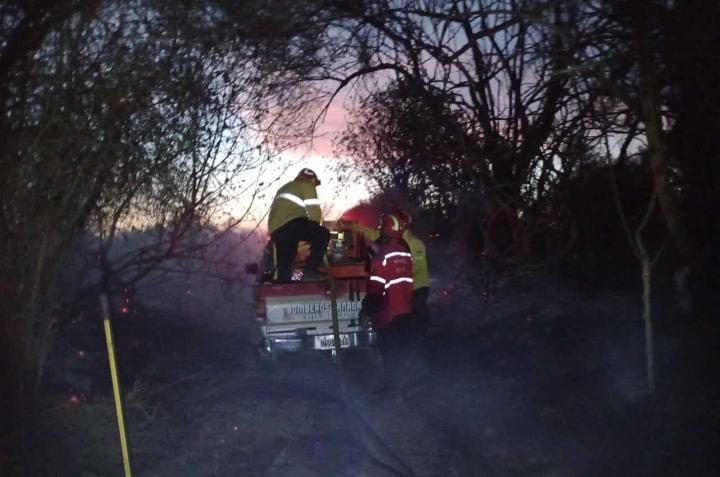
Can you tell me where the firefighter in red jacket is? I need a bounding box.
[360,212,414,349]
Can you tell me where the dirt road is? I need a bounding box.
[30,293,720,477]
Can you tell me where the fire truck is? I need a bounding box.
[245,221,377,359]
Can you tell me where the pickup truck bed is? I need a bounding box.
[249,222,377,357]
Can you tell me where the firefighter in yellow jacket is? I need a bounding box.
[340,210,430,333]
[268,169,330,281]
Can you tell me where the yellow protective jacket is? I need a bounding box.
[268,178,322,234]
[352,223,429,290]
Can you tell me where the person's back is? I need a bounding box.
[361,214,414,387]
[267,169,329,281]
[342,215,428,291]
[367,235,414,329]
[268,178,321,234]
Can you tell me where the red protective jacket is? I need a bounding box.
[365,236,413,329]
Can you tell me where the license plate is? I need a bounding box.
[314,334,351,350]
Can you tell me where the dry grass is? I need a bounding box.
[40,377,176,477]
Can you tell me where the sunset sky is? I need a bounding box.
[231,100,372,229]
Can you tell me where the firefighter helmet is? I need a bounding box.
[296,168,321,185]
[380,212,405,238]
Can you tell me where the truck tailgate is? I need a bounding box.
[257,279,366,334]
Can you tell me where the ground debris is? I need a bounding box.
[24,293,720,477]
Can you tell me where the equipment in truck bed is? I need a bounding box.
[246,221,377,357]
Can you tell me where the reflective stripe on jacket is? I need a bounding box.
[366,237,413,328]
[268,178,322,234]
[352,223,429,289]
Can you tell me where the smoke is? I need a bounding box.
[56,227,267,332]
[339,201,382,228]
[131,229,265,332]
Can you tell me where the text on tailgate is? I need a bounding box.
[267,296,362,322]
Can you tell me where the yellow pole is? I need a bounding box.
[100,293,133,477]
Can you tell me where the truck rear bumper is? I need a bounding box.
[260,329,377,354]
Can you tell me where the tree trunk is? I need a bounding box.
[638,34,692,313]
